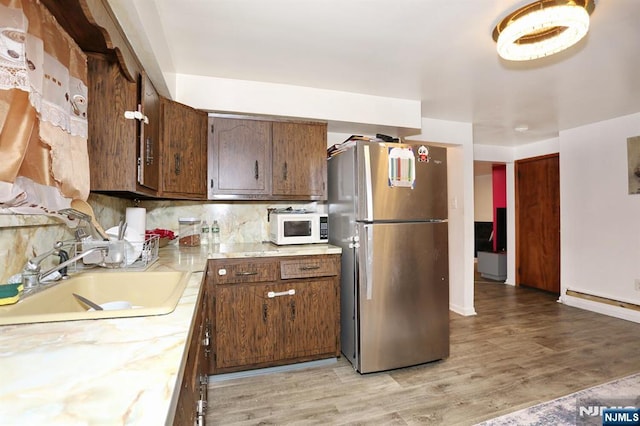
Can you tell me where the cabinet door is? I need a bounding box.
[208,117,272,198]
[160,98,207,198]
[215,283,278,369]
[174,282,208,425]
[272,122,327,199]
[138,72,160,191]
[87,54,139,192]
[279,279,339,360]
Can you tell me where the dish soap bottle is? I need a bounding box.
[201,219,210,245]
[211,220,220,244]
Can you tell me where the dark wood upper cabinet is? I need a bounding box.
[138,72,160,192]
[159,98,207,199]
[208,117,272,198]
[86,54,141,194]
[208,115,328,201]
[272,122,327,199]
[45,1,327,201]
[86,54,159,196]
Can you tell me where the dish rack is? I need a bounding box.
[70,235,159,272]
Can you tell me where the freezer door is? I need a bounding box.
[356,221,449,373]
[356,141,448,221]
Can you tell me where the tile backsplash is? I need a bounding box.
[0,193,326,283]
[141,199,326,245]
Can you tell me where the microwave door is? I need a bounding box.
[284,220,312,238]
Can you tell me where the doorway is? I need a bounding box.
[515,154,560,294]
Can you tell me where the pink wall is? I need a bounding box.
[492,165,506,251]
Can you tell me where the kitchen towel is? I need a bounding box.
[125,207,146,243]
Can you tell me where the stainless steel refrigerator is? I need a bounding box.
[328,140,449,373]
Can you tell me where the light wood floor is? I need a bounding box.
[207,276,640,425]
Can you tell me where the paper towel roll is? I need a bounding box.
[125,207,146,242]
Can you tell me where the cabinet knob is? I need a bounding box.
[217,268,227,276]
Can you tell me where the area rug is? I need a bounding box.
[476,373,640,425]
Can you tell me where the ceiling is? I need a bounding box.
[106,0,640,147]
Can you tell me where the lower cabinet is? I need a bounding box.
[209,254,341,374]
[174,277,211,425]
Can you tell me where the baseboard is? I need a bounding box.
[561,294,640,324]
[209,358,338,382]
[450,303,477,316]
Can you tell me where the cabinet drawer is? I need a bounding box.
[213,260,278,284]
[280,256,340,279]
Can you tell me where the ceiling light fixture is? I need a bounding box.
[492,0,595,61]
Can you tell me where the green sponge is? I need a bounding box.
[0,283,23,306]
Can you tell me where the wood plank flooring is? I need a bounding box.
[207,276,640,425]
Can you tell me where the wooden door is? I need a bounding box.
[160,98,207,198]
[515,154,560,294]
[208,117,272,197]
[272,122,327,199]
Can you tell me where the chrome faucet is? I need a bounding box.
[21,242,107,292]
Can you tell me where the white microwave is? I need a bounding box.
[269,212,329,245]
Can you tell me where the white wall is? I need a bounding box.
[474,174,493,222]
[559,113,640,322]
[477,116,640,323]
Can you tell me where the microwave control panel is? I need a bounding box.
[320,216,329,241]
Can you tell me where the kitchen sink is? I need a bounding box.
[0,271,191,325]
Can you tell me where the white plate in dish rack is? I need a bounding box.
[105,226,144,266]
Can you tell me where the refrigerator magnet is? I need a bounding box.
[388,147,415,188]
[417,145,430,163]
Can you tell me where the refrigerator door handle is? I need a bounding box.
[363,145,373,221]
[363,224,373,300]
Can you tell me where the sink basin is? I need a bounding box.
[0,271,191,325]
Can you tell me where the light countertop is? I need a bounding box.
[0,242,340,425]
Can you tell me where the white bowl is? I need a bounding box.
[88,301,133,311]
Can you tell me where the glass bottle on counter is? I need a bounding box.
[211,220,220,244]
[201,219,210,245]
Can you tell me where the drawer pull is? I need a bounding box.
[268,289,295,298]
[236,271,258,276]
[300,265,320,271]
